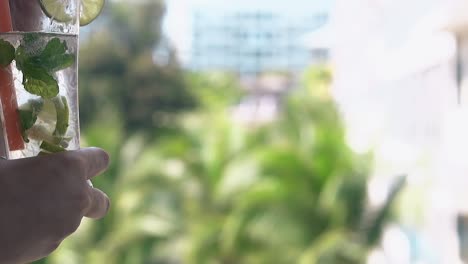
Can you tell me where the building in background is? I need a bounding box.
[301,23,332,65]
[166,0,331,124]
[187,1,329,77]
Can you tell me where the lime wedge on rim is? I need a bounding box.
[39,0,105,27]
[79,0,105,26]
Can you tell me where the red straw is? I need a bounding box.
[0,0,25,151]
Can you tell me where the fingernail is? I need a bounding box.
[105,197,111,213]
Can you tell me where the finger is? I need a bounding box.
[72,147,110,180]
[83,187,110,219]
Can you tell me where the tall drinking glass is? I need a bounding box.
[0,0,80,159]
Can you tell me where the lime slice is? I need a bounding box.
[40,0,73,23]
[52,96,69,137]
[40,141,66,153]
[80,0,105,26]
[39,0,105,26]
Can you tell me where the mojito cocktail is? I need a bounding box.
[0,32,78,158]
[0,0,103,159]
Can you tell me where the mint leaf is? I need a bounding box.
[23,33,40,45]
[19,110,34,143]
[15,45,28,71]
[42,38,66,56]
[22,64,59,98]
[37,38,74,72]
[15,37,74,99]
[18,99,44,142]
[19,99,43,129]
[0,39,15,67]
[22,33,43,55]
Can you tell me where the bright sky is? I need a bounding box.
[163,0,334,62]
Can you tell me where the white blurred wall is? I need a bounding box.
[330,0,468,262]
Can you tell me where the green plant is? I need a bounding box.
[40,67,404,264]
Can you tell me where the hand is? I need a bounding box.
[0,147,110,264]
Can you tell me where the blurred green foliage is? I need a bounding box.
[79,0,195,136]
[36,1,405,263]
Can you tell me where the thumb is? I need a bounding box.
[84,187,110,219]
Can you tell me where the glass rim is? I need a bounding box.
[7,0,80,34]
